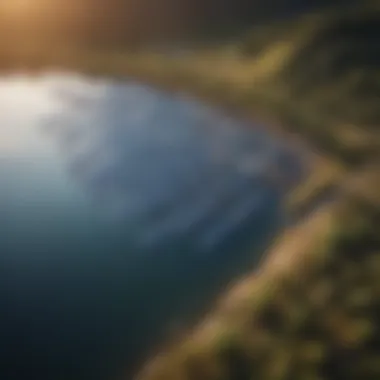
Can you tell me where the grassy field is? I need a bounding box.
[1,1,379,379]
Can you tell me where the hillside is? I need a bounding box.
[129,2,380,380]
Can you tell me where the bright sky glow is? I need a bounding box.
[1,0,37,14]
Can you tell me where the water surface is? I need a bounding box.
[0,73,303,380]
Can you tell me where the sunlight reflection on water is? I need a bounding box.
[3,73,301,250]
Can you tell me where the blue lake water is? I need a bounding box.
[0,73,304,380]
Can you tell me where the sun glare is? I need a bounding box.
[1,0,42,15]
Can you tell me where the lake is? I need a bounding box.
[0,73,305,380]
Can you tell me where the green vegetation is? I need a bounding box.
[129,2,378,380]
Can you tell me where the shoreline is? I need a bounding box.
[0,51,339,216]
